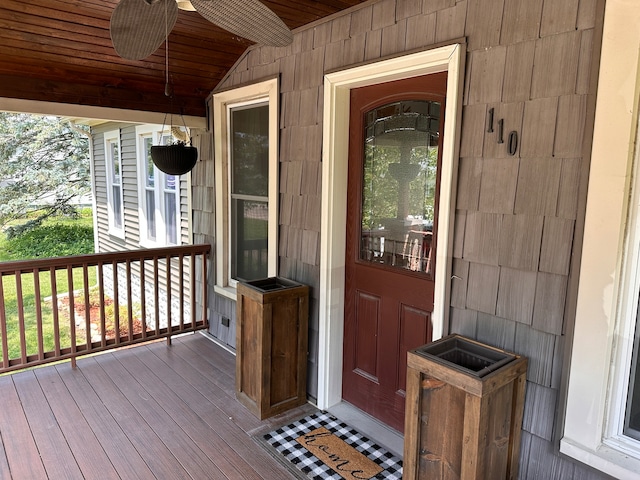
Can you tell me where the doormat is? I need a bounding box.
[259,412,402,480]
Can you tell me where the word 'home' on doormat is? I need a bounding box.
[259,412,402,480]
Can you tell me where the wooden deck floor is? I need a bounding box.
[0,332,318,479]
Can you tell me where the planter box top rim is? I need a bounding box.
[239,276,305,293]
[413,334,516,378]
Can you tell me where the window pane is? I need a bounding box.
[113,185,122,229]
[165,191,177,245]
[231,199,268,281]
[360,100,440,275]
[146,190,156,241]
[165,174,176,191]
[144,137,155,188]
[231,104,269,197]
[110,142,121,185]
[625,316,640,440]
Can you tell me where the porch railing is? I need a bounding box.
[0,244,210,374]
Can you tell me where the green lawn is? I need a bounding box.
[0,211,95,359]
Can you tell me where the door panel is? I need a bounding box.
[354,291,381,381]
[398,304,431,393]
[343,73,447,432]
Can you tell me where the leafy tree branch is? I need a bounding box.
[0,113,90,230]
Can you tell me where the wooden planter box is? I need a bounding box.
[235,277,309,419]
[404,334,527,480]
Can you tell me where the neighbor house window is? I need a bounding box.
[135,125,181,247]
[104,130,124,238]
[212,78,278,297]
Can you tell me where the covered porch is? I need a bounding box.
[0,332,318,479]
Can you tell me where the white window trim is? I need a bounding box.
[135,124,181,248]
[104,129,125,239]
[560,2,640,478]
[212,77,279,299]
[317,44,465,411]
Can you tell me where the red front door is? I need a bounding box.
[342,73,447,432]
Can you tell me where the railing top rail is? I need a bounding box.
[0,244,211,276]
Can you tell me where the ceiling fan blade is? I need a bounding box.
[110,0,179,60]
[190,0,292,47]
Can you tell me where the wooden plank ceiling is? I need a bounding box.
[0,0,368,117]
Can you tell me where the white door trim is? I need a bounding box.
[317,44,465,411]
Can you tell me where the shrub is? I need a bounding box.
[4,218,43,239]
[5,223,94,259]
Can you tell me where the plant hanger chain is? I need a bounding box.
[159,0,189,145]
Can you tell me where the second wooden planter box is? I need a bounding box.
[404,334,528,480]
[236,277,309,419]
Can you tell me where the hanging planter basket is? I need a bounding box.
[150,142,198,175]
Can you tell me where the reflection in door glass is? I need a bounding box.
[360,100,440,275]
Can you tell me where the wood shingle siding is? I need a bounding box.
[555,95,588,157]
[462,212,502,264]
[467,47,507,105]
[515,325,555,387]
[503,41,536,102]
[476,312,516,351]
[498,214,544,271]
[459,104,486,158]
[539,217,574,275]
[500,0,543,45]
[514,158,561,216]
[478,158,518,213]
[520,97,558,157]
[466,0,503,50]
[523,381,557,441]
[557,158,582,219]
[450,258,469,308]
[531,32,582,99]
[496,267,537,325]
[191,0,609,476]
[449,306,478,337]
[532,272,568,336]
[465,262,500,315]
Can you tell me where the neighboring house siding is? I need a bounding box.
[119,126,140,247]
[91,122,194,328]
[192,0,607,478]
[91,123,129,252]
[180,174,190,246]
[91,134,110,250]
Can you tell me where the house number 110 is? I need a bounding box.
[487,108,518,156]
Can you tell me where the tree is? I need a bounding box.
[0,113,90,232]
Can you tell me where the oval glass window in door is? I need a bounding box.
[360,99,441,275]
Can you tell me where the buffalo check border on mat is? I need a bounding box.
[261,411,403,480]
